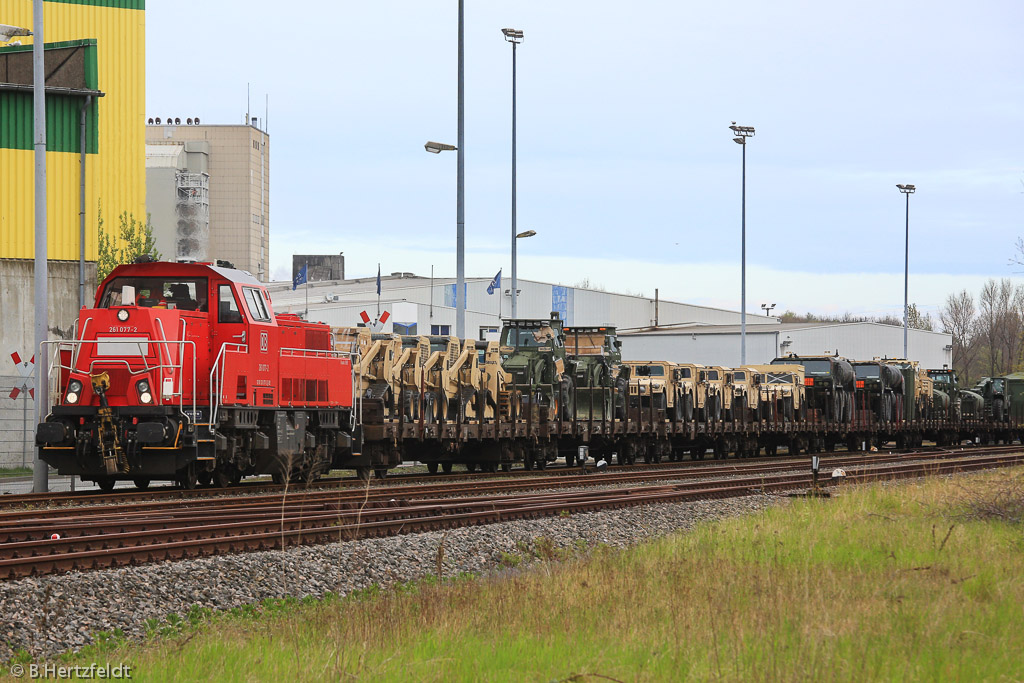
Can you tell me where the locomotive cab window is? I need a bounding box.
[218,285,244,323]
[99,277,207,311]
[243,287,271,322]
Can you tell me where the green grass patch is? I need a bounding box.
[0,467,33,478]
[41,468,1024,681]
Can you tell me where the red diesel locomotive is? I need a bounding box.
[36,259,363,490]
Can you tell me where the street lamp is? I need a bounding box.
[424,141,457,154]
[512,229,535,317]
[730,123,755,365]
[761,303,776,317]
[502,27,525,319]
[897,183,916,358]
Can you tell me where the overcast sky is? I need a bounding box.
[145,1,1023,320]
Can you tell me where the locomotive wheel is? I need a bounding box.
[356,467,372,481]
[524,456,534,471]
[197,471,213,487]
[501,463,511,472]
[132,478,151,490]
[214,469,233,488]
[427,462,439,475]
[177,466,198,490]
[442,462,453,474]
[374,467,388,479]
[97,477,116,492]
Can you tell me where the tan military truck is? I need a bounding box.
[475,340,507,421]
[393,335,431,421]
[746,364,805,421]
[332,327,401,410]
[698,366,727,422]
[725,367,759,422]
[420,335,483,422]
[623,360,698,422]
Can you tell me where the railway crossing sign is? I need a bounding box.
[9,352,34,401]
[359,310,390,333]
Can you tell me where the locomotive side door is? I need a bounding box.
[210,284,249,404]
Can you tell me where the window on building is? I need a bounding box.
[431,325,451,336]
[479,326,499,341]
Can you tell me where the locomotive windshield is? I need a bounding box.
[99,277,208,312]
[854,365,880,379]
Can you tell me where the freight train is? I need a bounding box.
[36,260,1021,489]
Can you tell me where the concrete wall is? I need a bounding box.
[0,259,96,467]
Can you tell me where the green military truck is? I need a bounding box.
[771,353,855,423]
[563,325,629,421]
[498,314,569,420]
[851,360,904,423]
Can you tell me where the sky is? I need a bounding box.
[145,0,1024,321]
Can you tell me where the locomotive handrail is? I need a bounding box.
[208,342,248,434]
[40,338,197,427]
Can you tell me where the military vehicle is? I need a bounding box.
[973,377,1009,422]
[697,366,727,422]
[725,368,758,422]
[746,364,805,421]
[475,340,507,421]
[499,314,568,420]
[624,360,696,422]
[771,352,855,423]
[1004,372,1024,422]
[393,335,431,422]
[333,327,402,415]
[927,367,983,419]
[878,358,932,421]
[851,360,904,423]
[563,325,628,420]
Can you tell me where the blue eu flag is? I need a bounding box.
[293,263,308,291]
[486,269,502,295]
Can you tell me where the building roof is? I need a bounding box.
[621,321,951,337]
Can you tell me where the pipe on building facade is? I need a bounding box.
[79,94,92,310]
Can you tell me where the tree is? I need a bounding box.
[906,303,934,331]
[940,289,979,385]
[96,201,161,281]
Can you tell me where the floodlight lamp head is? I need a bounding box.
[516,230,537,239]
[729,124,755,137]
[424,141,457,154]
[502,27,524,43]
[733,137,745,144]
[897,183,916,194]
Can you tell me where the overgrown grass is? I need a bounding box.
[37,468,1024,681]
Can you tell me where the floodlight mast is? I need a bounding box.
[897,183,916,359]
[729,123,755,365]
[502,27,525,317]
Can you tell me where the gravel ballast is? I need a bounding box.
[0,493,784,659]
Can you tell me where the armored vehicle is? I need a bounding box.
[771,353,855,423]
[563,325,628,420]
[973,377,1008,422]
[725,368,758,422]
[927,367,983,419]
[624,360,695,422]
[746,364,805,421]
[851,360,904,423]
[697,366,727,422]
[879,358,932,421]
[499,314,568,419]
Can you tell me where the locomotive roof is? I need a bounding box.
[104,261,264,288]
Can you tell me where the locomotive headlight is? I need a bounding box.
[65,379,83,404]
[138,380,150,393]
[137,379,153,404]
[140,391,153,404]
[117,309,130,322]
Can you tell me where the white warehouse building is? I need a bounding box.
[620,322,953,369]
[266,272,779,338]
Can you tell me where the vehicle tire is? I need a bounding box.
[427,462,439,475]
[560,377,576,421]
[97,477,116,492]
[132,478,150,490]
[994,398,1005,422]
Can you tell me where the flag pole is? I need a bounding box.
[377,262,381,319]
[304,260,308,318]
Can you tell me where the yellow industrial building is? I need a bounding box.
[0,0,146,468]
[0,0,145,261]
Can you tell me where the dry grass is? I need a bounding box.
[47,467,1024,682]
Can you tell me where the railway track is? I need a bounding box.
[0,448,1020,580]
[5,442,1017,510]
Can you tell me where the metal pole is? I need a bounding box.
[33,0,49,493]
[79,95,91,311]
[511,40,518,319]
[740,140,747,366]
[456,0,466,338]
[903,191,909,359]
